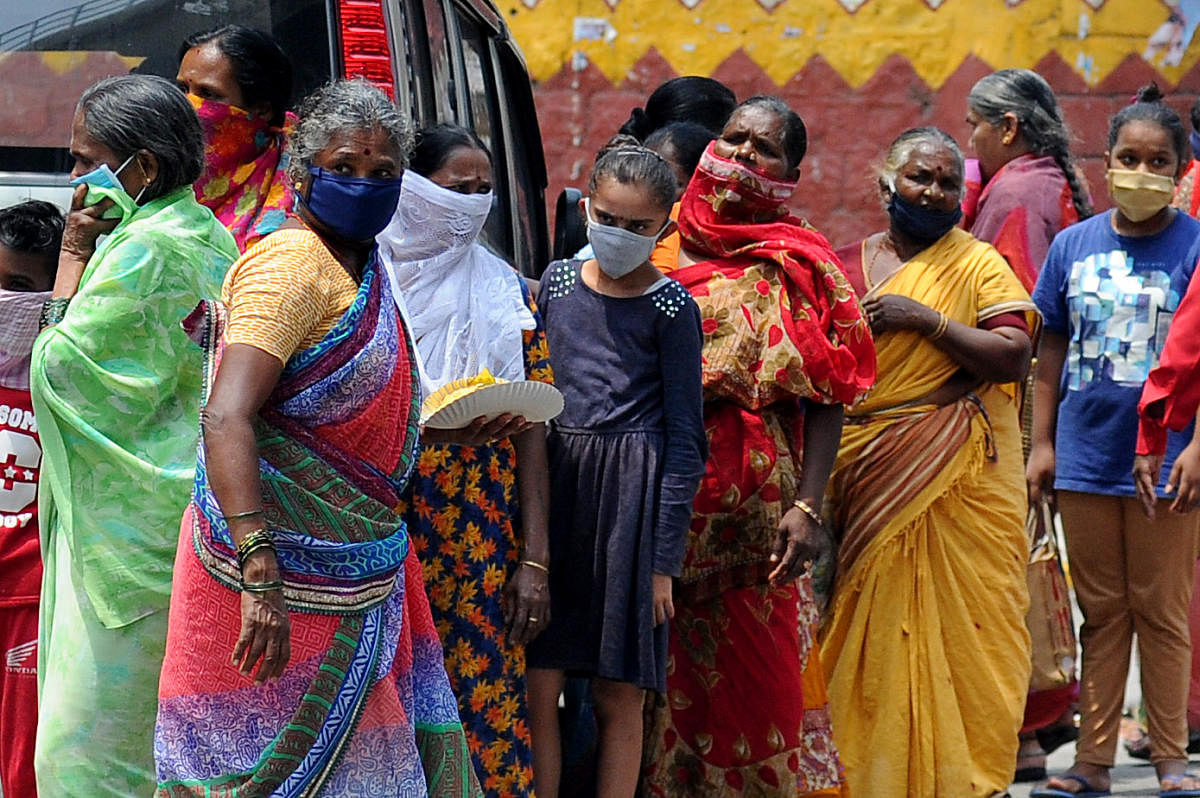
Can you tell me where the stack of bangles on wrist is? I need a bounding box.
[230,512,282,593]
[39,297,71,329]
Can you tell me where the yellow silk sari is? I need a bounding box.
[820,228,1035,797]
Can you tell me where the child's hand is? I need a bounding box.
[652,573,674,626]
[1133,454,1163,519]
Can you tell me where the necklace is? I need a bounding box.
[864,233,904,291]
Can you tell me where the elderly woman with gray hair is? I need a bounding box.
[152,78,481,796]
[29,74,239,795]
[820,126,1036,796]
[964,66,1092,783]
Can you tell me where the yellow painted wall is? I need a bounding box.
[502,0,1195,89]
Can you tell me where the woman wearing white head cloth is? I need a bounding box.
[378,123,552,798]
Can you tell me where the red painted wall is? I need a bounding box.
[534,49,1200,249]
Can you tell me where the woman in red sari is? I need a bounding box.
[640,96,875,797]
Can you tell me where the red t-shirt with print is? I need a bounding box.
[0,384,41,605]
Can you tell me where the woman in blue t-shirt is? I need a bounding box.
[1028,83,1200,798]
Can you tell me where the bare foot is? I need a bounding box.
[1042,762,1111,794]
[1158,759,1200,793]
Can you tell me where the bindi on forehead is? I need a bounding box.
[908,147,960,170]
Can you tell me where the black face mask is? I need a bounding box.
[887,190,963,245]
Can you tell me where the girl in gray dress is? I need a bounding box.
[525,142,707,798]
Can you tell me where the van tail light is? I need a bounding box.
[337,0,395,98]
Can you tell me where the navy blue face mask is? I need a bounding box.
[886,189,963,245]
[299,167,403,242]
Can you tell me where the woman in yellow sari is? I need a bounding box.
[821,127,1036,797]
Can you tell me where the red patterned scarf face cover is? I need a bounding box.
[676,143,876,406]
[678,143,800,252]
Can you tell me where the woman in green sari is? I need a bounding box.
[30,74,238,795]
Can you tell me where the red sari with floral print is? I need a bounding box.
[641,145,874,797]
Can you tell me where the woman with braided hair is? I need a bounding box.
[965,68,1092,292]
[964,68,1092,783]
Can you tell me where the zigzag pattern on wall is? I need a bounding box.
[531,43,1200,248]
[502,0,1180,89]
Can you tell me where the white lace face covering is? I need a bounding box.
[0,289,50,390]
[378,170,536,395]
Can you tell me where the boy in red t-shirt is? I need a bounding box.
[0,200,62,798]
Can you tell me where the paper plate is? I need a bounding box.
[422,380,564,429]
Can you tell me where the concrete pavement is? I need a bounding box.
[1010,743,1184,798]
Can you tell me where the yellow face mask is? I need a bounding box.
[1106,168,1176,223]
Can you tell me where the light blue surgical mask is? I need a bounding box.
[584,198,668,279]
[69,152,145,222]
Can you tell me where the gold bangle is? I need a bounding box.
[236,528,276,570]
[792,499,824,526]
[928,312,950,341]
[520,559,549,575]
[236,528,273,554]
[225,509,265,522]
[238,540,277,569]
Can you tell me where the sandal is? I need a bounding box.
[1036,722,1079,755]
[1125,729,1200,761]
[1030,774,1111,797]
[1161,772,1200,797]
[1015,748,1047,783]
[1125,726,1152,761]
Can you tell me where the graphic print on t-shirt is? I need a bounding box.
[0,416,38,521]
[0,427,39,520]
[1066,249,1181,390]
[0,387,43,601]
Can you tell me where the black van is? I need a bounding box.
[0,0,549,274]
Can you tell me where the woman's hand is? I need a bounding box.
[232,550,291,684]
[54,184,120,297]
[503,561,550,645]
[769,506,830,585]
[1026,441,1056,505]
[1167,441,1200,515]
[420,414,532,446]
[652,573,674,626]
[863,295,938,337]
[1134,454,1164,519]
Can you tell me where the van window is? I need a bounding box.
[0,0,333,176]
[448,6,512,262]
[493,44,549,276]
